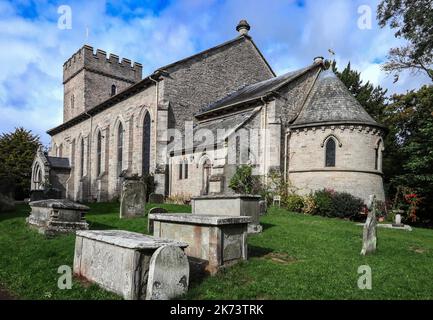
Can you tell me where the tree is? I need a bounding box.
[0,128,41,199]
[377,0,433,82]
[385,86,433,222]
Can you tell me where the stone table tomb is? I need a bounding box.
[73,230,189,300]
[27,199,89,236]
[149,213,250,274]
[191,194,262,233]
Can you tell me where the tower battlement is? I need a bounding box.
[62,45,143,122]
[63,45,142,84]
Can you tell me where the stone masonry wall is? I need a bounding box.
[50,84,157,201]
[163,37,274,131]
[288,124,385,202]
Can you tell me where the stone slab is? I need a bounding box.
[76,230,188,249]
[29,199,89,211]
[149,213,251,225]
[146,245,189,300]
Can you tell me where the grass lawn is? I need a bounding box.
[1,202,433,299]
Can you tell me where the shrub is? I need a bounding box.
[312,189,364,219]
[302,195,317,215]
[331,192,365,219]
[229,165,261,195]
[313,189,334,217]
[284,194,304,213]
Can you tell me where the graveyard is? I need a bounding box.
[1,202,433,300]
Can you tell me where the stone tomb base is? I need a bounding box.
[27,199,89,236]
[191,194,262,233]
[73,230,189,300]
[149,213,250,274]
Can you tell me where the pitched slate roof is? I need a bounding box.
[46,156,70,169]
[175,108,260,153]
[291,70,383,128]
[196,64,318,117]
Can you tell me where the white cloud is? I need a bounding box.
[0,0,431,145]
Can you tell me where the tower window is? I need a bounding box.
[325,138,336,167]
[71,94,75,109]
[111,84,117,96]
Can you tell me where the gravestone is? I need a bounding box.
[0,193,15,213]
[120,178,146,218]
[147,207,168,234]
[149,193,164,204]
[146,245,189,300]
[361,195,377,255]
[259,200,267,216]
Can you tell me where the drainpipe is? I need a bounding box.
[149,72,159,178]
[261,97,268,185]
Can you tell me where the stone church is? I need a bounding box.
[31,20,385,203]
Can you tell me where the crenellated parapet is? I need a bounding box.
[63,45,142,84]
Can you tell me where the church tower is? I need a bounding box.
[62,45,142,122]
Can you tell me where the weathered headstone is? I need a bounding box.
[149,193,164,204]
[0,193,15,213]
[146,245,190,300]
[259,200,267,216]
[120,179,146,218]
[361,195,377,255]
[147,207,168,234]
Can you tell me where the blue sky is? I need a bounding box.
[0,0,431,145]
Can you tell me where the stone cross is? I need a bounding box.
[361,195,377,255]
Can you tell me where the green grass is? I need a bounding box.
[1,203,433,299]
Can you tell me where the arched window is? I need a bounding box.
[142,112,151,176]
[80,138,85,177]
[184,159,189,179]
[33,163,42,189]
[178,161,183,180]
[111,84,117,96]
[375,140,383,171]
[325,138,336,167]
[71,94,75,109]
[117,123,124,176]
[96,131,102,176]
